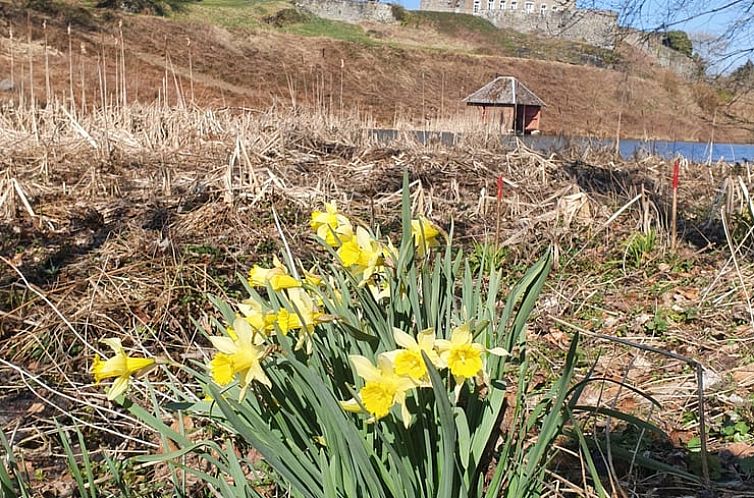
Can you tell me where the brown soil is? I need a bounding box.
[0,2,752,143]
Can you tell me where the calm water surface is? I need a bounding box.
[530,136,754,163]
[370,129,754,163]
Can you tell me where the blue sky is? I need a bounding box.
[393,0,752,70]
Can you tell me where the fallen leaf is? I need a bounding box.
[725,442,754,458]
[27,402,45,415]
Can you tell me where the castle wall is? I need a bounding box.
[419,0,616,49]
[488,9,617,49]
[420,0,576,14]
[622,30,698,79]
[294,0,397,24]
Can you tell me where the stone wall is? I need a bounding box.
[419,0,576,15]
[622,30,698,80]
[418,0,616,49]
[294,0,397,24]
[487,9,618,49]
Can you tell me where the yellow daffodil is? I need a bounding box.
[248,256,301,291]
[209,317,271,400]
[435,323,508,383]
[336,227,384,281]
[276,288,330,352]
[303,269,323,287]
[310,201,354,247]
[91,338,155,401]
[384,328,440,383]
[340,354,417,427]
[237,299,277,334]
[411,217,441,258]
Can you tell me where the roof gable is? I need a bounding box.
[463,77,545,107]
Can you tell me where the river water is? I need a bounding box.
[370,129,754,163]
[533,136,754,163]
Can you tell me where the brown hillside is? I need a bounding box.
[0,2,750,143]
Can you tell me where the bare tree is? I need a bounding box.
[583,0,754,72]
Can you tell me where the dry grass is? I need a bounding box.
[1,100,754,495]
[1,1,752,143]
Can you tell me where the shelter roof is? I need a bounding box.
[463,77,545,107]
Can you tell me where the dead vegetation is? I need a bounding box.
[0,102,754,495]
[0,0,752,143]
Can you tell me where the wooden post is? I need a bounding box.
[495,175,503,246]
[43,20,50,105]
[615,109,622,157]
[671,158,680,250]
[67,25,74,110]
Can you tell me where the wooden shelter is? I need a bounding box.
[463,76,545,135]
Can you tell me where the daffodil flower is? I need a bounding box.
[237,298,277,334]
[340,354,417,428]
[310,201,354,247]
[384,328,440,383]
[303,269,323,287]
[275,288,330,352]
[248,256,301,291]
[91,338,155,401]
[411,217,441,258]
[435,323,508,384]
[337,227,384,281]
[209,317,271,400]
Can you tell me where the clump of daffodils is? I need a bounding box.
[90,200,479,421]
[341,325,507,427]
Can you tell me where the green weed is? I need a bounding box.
[625,229,657,268]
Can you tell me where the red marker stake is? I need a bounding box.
[671,159,680,250]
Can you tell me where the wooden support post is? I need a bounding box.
[495,175,503,246]
[671,158,680,250]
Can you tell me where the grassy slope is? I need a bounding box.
[403,10,617,66]
[179,0,376,44]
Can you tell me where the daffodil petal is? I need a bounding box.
[376,354,395,375]
[451,324,472,345]
[339,398,362,413]
[101,337,124,354]
[238,384,249,402]
[382,350,400,363]
[393,328,418,349]
[349,355,381,382]
[107,376,130,400]
[244,362,271,388]
[233,317,254,345]
[417,329,436,350]
[435,339,451,352]
[209,336,237,355]
[396,392,411,429]
[487,347,509,356]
